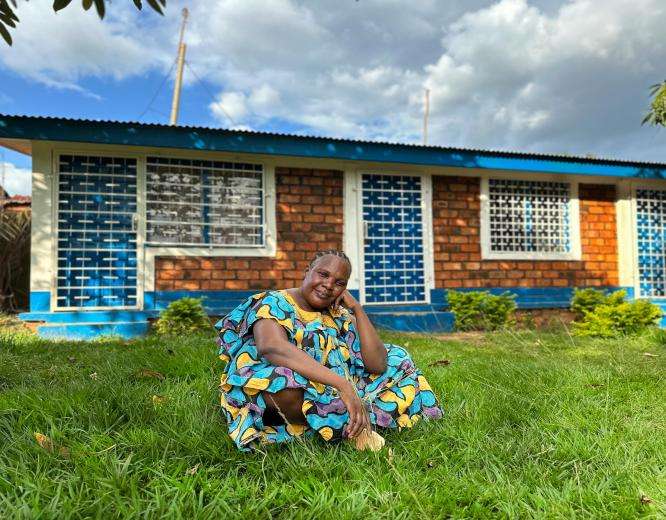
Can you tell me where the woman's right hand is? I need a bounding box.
[338,380,371,439]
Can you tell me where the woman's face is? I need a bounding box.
[300,255,351,310]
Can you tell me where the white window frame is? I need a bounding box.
[51,149,143,311]
[630,181,666,300]
[144,155,267,249]
[351,169,434,306]
[480,173,582,261]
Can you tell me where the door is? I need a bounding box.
[359,173,428,304]
[55,154,139,310]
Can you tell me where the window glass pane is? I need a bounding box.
[488,179,571,255]
[145,157,264,246]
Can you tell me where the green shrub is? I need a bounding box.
[447,290,517,331]
[154,297,212,336]
[571,289,662,338]
[570,288,609,319]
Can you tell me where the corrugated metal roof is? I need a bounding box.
[1,113,665,170]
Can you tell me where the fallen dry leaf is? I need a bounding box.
[89,372,98,380]
[152,395,168,406]
[34,432,70,458]
[352,429,385,451]
[136,369,165,381]
[186,463,201,476]
[34,432,54,452]
[428,359,451,367]
[640,494,653,505]
[643,353,659,358]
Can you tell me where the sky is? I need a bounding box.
[1,0,665,196]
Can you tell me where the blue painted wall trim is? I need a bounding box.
[431,286,629,309]
[29,291,50,312]
[2,115,666,178]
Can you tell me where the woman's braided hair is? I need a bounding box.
[308,249,352,274]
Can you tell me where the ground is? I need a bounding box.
[0,322,665,518]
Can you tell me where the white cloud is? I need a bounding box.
[420,0,666,158]
[0,2,170,92]
[1,162,31,196]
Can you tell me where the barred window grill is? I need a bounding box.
[488,179,572,255]
[145,157,264,247]
[636,189,666,297]
[56,154,138,309]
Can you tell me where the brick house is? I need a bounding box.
[0,114,663,339]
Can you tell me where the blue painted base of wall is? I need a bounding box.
[20,285,661,340]
[366,311,455,333]
[36,321,150,341]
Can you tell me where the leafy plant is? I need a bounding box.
[571,288,662,338]
[571,287,613,320]
[643,80,666,126]
[0,0,166,45]
[154,297,211,336]
[447,290,517,331]
[0,209,31,312]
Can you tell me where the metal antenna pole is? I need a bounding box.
[169,7,189,126]
[423,88,430,145]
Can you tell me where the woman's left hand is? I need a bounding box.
[333,290,360,313]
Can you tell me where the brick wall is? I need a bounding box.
[155,167,343,291]
[432,176,618,289]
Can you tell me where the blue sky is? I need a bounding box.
[2,0,666,195]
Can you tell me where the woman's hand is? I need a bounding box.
[338,380,371,439]
[333,290,360,313]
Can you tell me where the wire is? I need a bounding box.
[184,59,237,126]
[137,56,178,122]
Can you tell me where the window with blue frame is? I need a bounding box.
[145,157,264,247]
[487,178,572,257]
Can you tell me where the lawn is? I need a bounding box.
[0,324,665,519]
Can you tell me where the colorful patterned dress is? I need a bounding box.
[215,290,443,451]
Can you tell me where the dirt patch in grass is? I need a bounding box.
[0,313,33,334]
[432,331,487,344]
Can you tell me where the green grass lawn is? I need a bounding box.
[1,325,665,519]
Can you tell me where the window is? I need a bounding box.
[482,178,578,259]
[145,157,264,247]
[636,188,666,297]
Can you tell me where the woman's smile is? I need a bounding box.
[314,289,332,301]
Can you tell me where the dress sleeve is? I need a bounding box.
[241,291,296,340]
[334,309,365,371]
[215,291,296,350]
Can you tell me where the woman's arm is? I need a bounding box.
[253,318,370,438]
[335,291,388,374]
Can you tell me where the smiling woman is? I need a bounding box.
[215,249,443,451]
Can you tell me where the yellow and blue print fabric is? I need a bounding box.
[215,290,443,451]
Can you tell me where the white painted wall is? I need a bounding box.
[30,142,54,294]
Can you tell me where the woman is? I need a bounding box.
[215,250,443,451]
